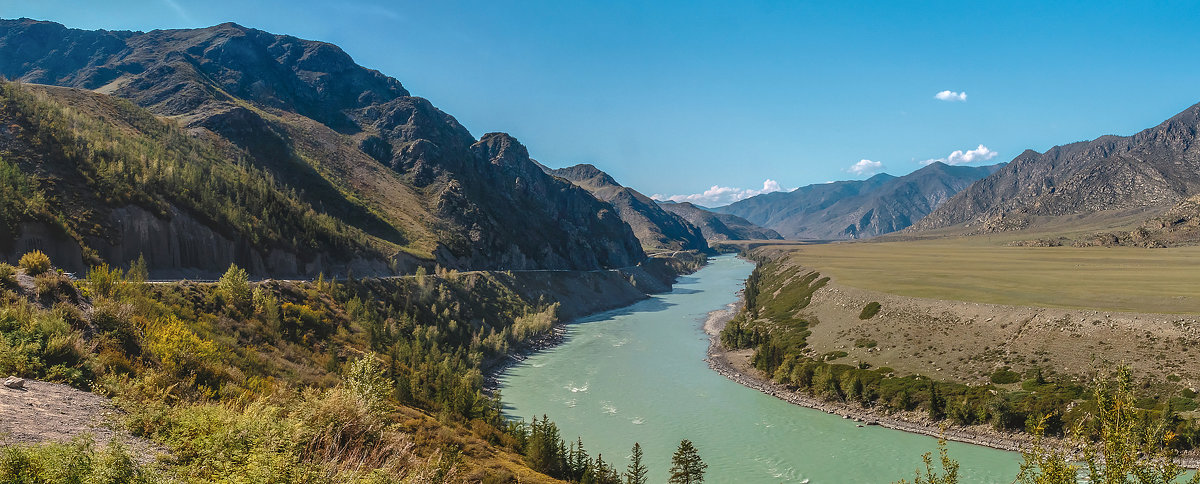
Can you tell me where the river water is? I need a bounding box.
[499,255,1021,483]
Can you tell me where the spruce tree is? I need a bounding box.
[928,381,946,421]
[668,439,707,483]
[625,442,648,484]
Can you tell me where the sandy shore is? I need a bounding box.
[700,295,1200,467]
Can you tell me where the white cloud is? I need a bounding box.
[920,144,999,166]
[652,179,792,207]
[934,90,968,102]
[847,159,884,176]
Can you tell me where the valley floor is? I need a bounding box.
[704,244,1200,466]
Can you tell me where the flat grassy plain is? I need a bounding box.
[764,237,1200,314]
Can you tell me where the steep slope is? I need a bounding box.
[0,81,394,277]
[657,201,783,241]
[912,101,1200,232]
[0,18,644,271]
[547,164,709,252]
[717,163,1000,239]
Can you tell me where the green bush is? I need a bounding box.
[0,438,152,483]
[990,368,1021,384]
[0,263,15,287]
[859,301,882,319]
[19,250,52,276]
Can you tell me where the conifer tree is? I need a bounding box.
[625,442,648,484]
[668,439,707,483]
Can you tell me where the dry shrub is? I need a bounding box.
[293,387,420,477]
[33,271,76,303]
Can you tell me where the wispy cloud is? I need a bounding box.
[652,179,792,207]
[162,0,194,23]
[934,90,968,102]
[847,159,884,176]
[921,144,999,165]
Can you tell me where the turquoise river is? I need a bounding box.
[499,255,1022,483]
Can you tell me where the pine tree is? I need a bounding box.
[668,439,707,483]
[928,381,945,421]
[625,442,648,484]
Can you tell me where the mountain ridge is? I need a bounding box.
[0,18,646,274]
[717,162,1001,239]
[911,101,1200,232]
[547,163,710,252]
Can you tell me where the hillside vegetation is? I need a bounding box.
[0,81,391,275]
[721,252,1200,453]
[0,248,683,481]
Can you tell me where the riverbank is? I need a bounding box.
[700,291,1200,470]
[701,285,1200,468]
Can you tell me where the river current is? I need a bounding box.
[499,255,1020,483]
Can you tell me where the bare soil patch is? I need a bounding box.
[0,380,165,463]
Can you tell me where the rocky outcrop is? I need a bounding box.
[657,202,783,242]
[717,163,1001,240]
[548,163,709,252]
[911,102,1200,232]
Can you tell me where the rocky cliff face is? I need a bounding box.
[0,18,645,272]
[657,202,782,242]
[547,164,709,252]
[717,163,1000,239]
[911,102,1200,232]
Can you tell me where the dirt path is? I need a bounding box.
[0,380,166,463]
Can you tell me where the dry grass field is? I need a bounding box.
[765,238,1200,314]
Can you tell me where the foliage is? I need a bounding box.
[625,442,648,484]
[0,438,153,484]
[0,155,50,237]
[894,439,959,484]
[0,263,15,288]
[990,367,1022,384]
[216,263,251,312]
[0,297,92,387]
[859,301,882,319]
[667,439,707,484]
[900,368,1200,484]
[0,80,383,264]
[18,250,52,276]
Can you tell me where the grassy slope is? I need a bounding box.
[772,238,1200,314]
[0,256,567,482]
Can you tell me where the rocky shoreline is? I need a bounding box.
[700,292,1200,467]
[482,324,568,392]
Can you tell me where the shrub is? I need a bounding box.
[86,263,125,299]
[217,264,251,312]
[990,368,1021,384]
[19,250,52,276]
[142,315,221,386]
[34,272,76,303]
[859,301,882,320]
[0,438,152,483]
[0,263,15,287]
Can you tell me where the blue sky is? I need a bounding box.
[4,1,1199,206]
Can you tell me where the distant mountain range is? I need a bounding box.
[657,202,783,242]
[0,19,644,275]
[911,101,1200,234]
[715,162,1003,239]
[546,164,710,252]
